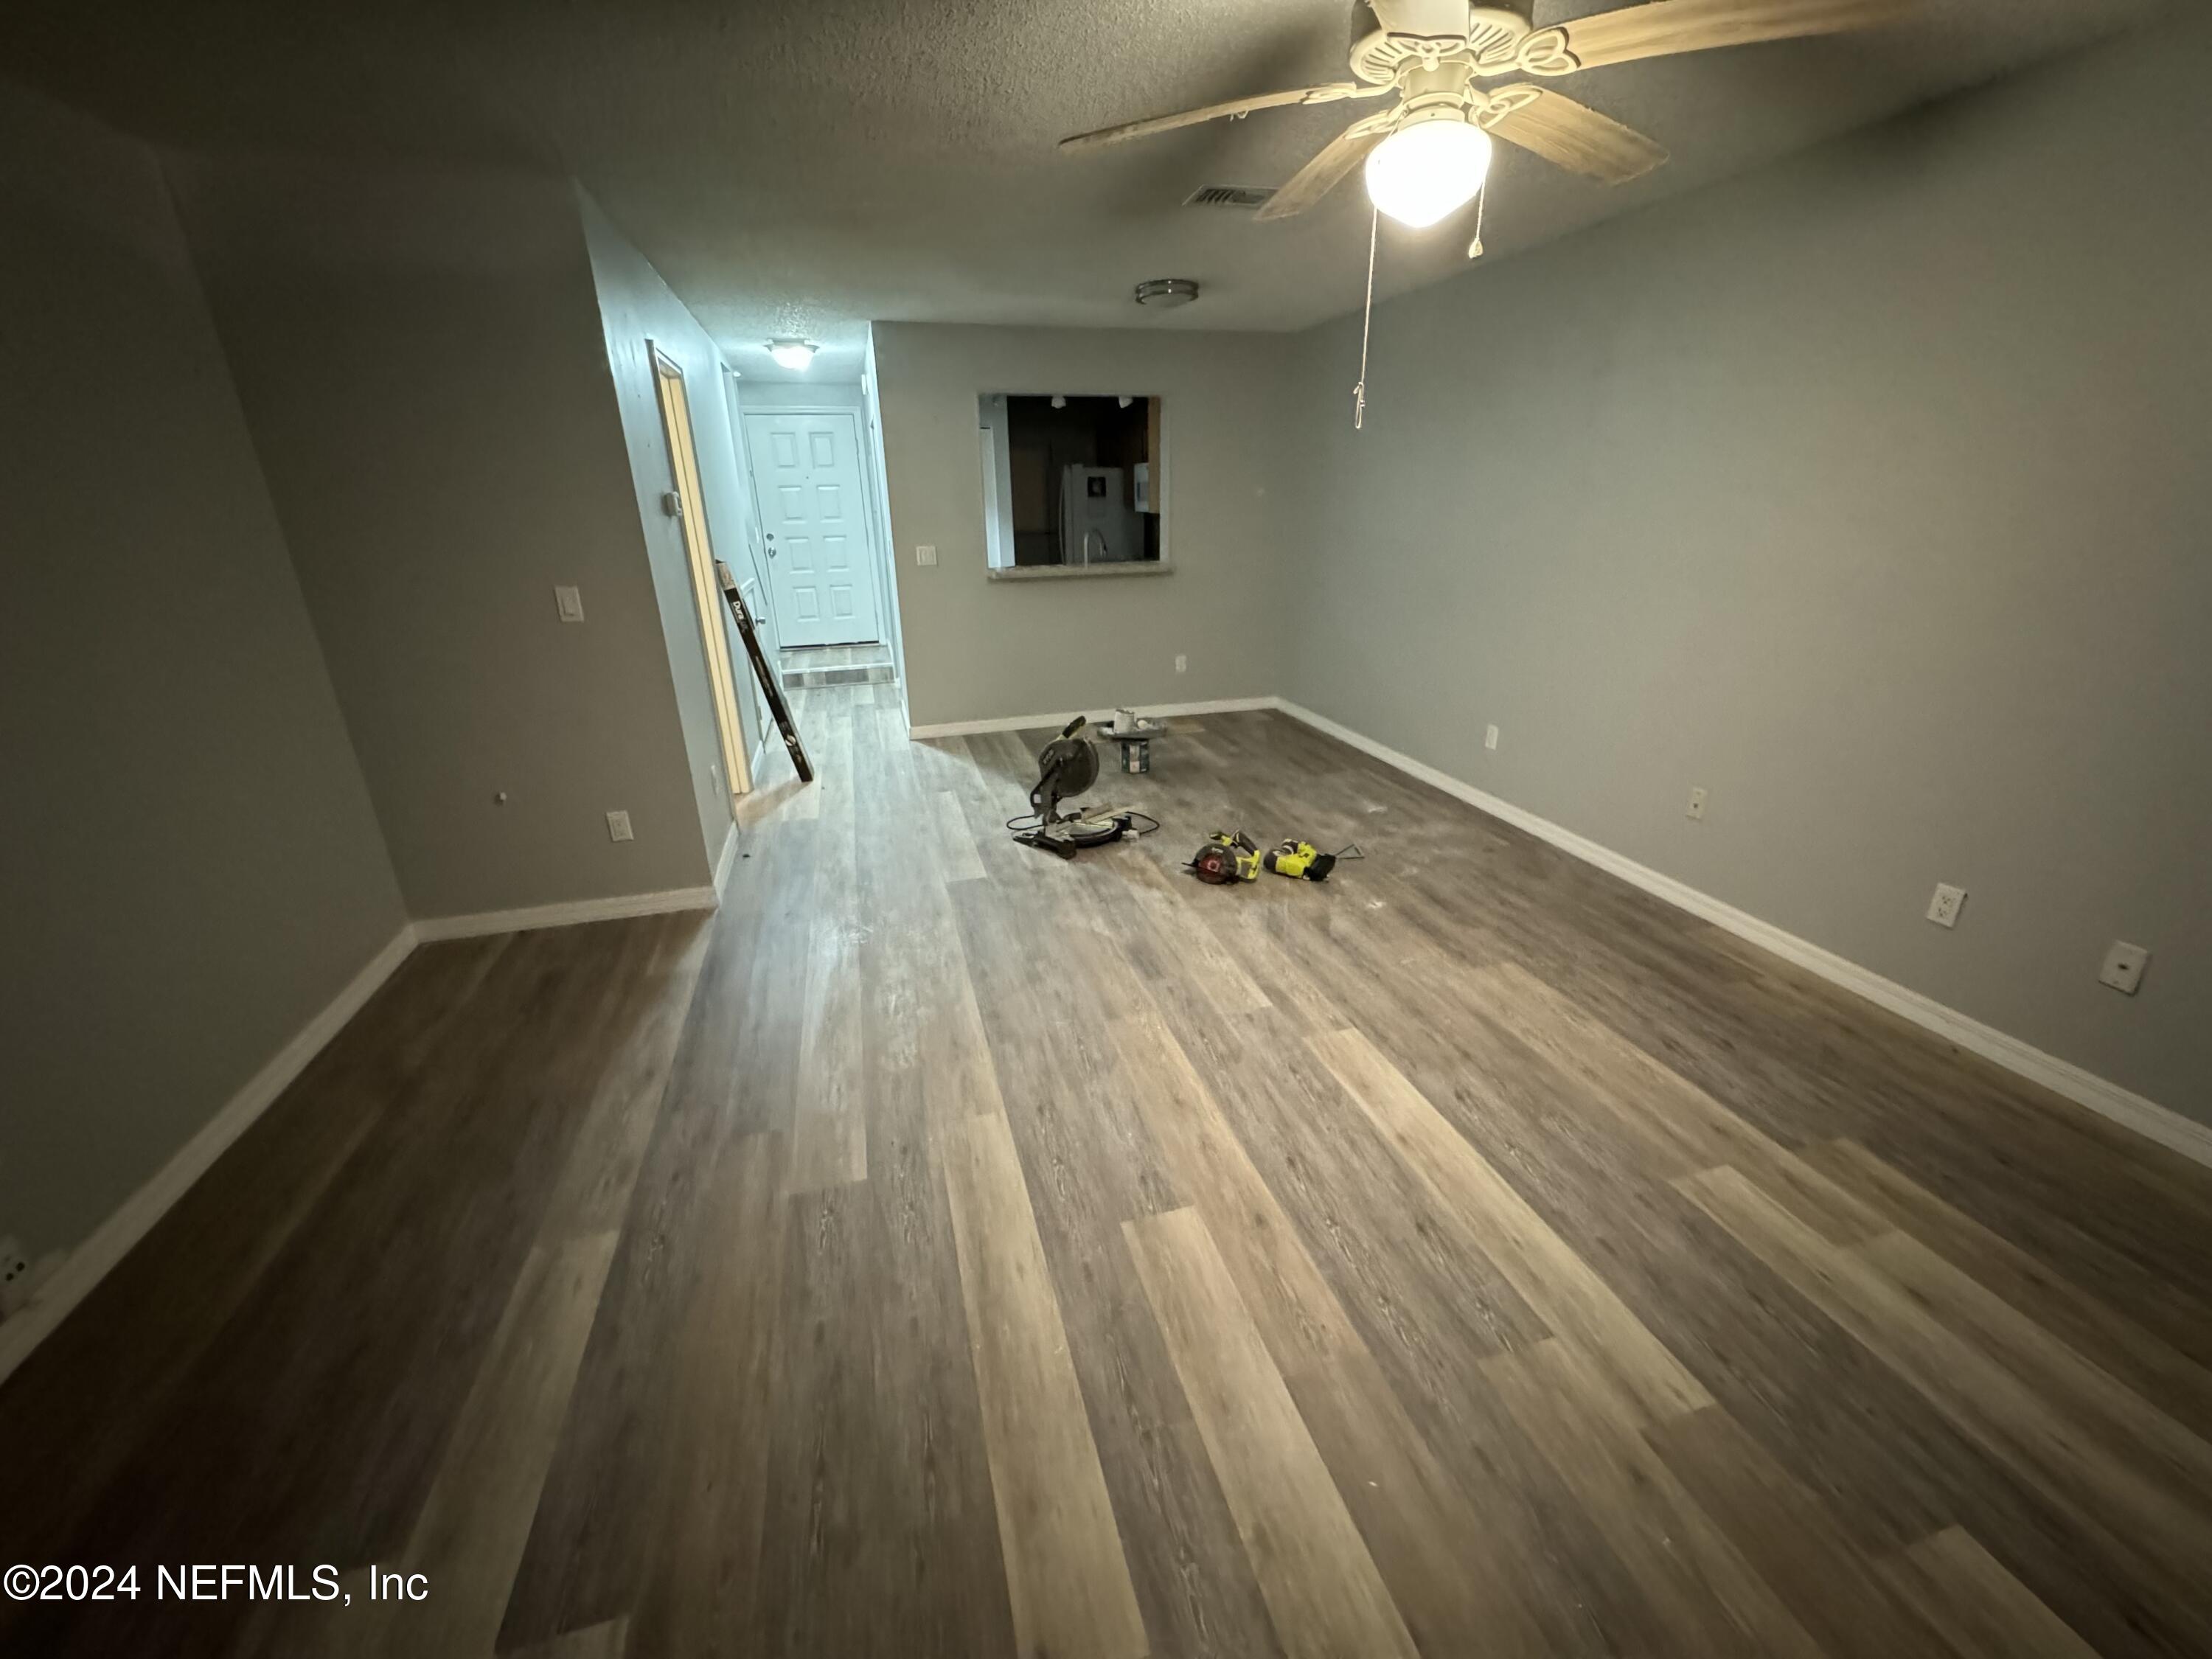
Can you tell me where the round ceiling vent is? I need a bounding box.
[1133,277,1200,309]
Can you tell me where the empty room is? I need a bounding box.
[4,1,2210,1655]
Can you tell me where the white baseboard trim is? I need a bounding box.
[1271,698,2212,1170]
[0,923,420,1387]
[908,695,1277,740]
[413,883,720,942]
[712,821,740,897]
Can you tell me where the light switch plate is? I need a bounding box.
[2098,940,2150,995]
[917,544,938,566]
[1686,786,1707,821]
[554,585,585,622]
[1926,883,1966,928]
[606,810,634,843]
[1484,724,1499,751]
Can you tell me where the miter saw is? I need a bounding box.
[1014,717,1152,859]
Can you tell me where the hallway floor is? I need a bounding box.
[6,682,2211,1658]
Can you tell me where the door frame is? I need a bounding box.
[649,343,753,804]
[737,405,889,651]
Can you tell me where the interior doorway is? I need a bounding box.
[741,409,885,648]
[651,347,753,806]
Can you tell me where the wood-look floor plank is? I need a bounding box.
[941,1110,1148,1659]
[790,709,869,1194]
[1857,1225,2212,1512]
[1111,1007,1361,1375]
[140,925,658,1659]
[327,1229,620,1655]
[499,848,803,1649]
[753,1175,1015,1658]
[931,787,990,884]
[1126,1206,1419,1659]
[1472,961,1889,1246]
[537,916,714,1239]
[1284,1349,1553,1659]
[946,871,1285,1659]
[1885,1527,2102,1659]
[1680,1164,2212,1648]
[1484,1338,1827,1659]
[1311,1023,1713,1424]
[624,1130,790,1659]
[1156,991,1549,1394]
[1644,1405,1955,1659]
[1805,1137,2212,1442]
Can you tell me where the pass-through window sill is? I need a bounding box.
[985,563,1173,582]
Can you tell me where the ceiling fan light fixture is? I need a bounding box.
[768,338,818,371]
[1364,115,1493,230]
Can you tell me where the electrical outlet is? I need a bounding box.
[0,1235,30,1317]
[606,810,634,843]
[1175,654,1188,674]
[1686,787,1707,821]
[1484,724,1499,752]
[1926,883,1966,928]
[2099,940,2150,995]
[554,585,585,623]
[916,543,938,566]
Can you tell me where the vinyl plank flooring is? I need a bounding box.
[1885,1526,2103,1659]
[1644,1405,1956,1659]
[1111,1007,1362,1375]
[624,1131,790,1659]
[1804,1136,2212,1441]
[1680,1164,2212,1652]
[1484,1338,1828,1659]
[12,692,2212,1659]
[1284,1349,1553,1659]
[931,787,990,885]
[941,1110,1148,1659]
[1311,1023,1713,1425]
[324,1229,621,1655]
[1125,1206,1419,1659]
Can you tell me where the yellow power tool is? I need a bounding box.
[1189,830,1262,884]
[1263,839,1359,881]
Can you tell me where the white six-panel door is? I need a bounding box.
[741,410,883,649]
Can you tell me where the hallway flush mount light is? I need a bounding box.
[1364,113,1493,230]
[1133,277,1199,308]
[767,338,818,372]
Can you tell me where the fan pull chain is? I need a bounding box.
[1352,206,1377,431]
[1467,181,1488,260]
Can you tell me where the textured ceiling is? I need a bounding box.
[1,0,2166,380]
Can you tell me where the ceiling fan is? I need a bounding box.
[1061,0,1910,232]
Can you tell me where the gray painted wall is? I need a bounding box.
[578,191,763,860]
[872,322,1293,728]
[170,154,712,919]
[0,83,407,1255]
[1279,14,2211,1120]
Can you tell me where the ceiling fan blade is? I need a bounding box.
[1060,82,1382,152]
[1481,87,1668,184]
[1254,114,1397,221]
[1550,0,1910,72]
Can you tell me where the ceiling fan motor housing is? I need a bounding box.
[1352,1,1534,85]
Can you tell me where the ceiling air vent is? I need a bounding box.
[1183,185,1276,210]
